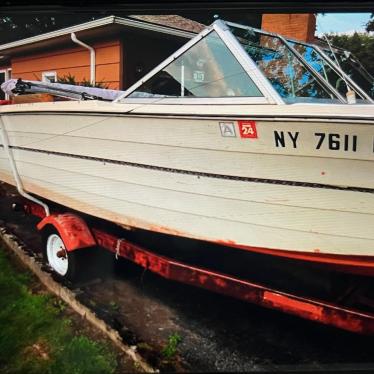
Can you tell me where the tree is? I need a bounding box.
[0,13,263,46]
[325,32,374,75]
[366,13,374,32]
[0,15,99,44]
[321,32,374,97]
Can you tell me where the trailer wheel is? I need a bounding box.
[42,228,80,282]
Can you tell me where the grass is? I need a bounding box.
[162,333,182,359]
[0,249,117,374]
[108,301,120,313]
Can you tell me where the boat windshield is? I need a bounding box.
[324,49,374,99]
[128,30,263,98]
[229,25,341,104]
[287,40,371,102]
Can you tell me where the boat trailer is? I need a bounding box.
[10,200,374,336]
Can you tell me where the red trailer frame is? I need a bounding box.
[20,201,374,335]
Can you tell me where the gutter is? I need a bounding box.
[71,32,95,86]
[0,16,116,52]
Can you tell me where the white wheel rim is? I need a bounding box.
[46,234,68,276]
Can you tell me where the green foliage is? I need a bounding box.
[0,14,261,46]
[108,301,120,312]
[366,14,374,32]
[57,73,109,89]
[0,250,117,374]
[326,32,374,75]
[56,73,77,85]
[162,333,182,359]
[0,15,98,45]
[53,299,67,313]
[51,336,116,374]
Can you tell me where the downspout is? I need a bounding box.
[0,115,50,216]
[71,32,96,86]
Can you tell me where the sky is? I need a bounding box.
[316,13,372,35]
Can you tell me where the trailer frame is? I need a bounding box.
[18,200,374,335]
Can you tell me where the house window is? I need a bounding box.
[42,71,57,83]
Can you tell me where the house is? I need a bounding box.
[0,13,317,99]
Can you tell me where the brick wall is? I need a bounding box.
[261,14,316,42]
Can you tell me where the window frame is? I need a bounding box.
[42,71,57,83]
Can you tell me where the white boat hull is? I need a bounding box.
[1,101,374,274]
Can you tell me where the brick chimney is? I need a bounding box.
[261,14,316,42]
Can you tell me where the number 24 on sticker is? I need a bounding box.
[238,120,258,139]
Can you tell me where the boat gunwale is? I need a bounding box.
[1,108,374,123]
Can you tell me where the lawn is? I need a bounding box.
[0,248,118,374]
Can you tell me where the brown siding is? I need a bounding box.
[11,40,121,89]
[261,14,316,42]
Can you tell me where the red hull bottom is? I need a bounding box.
[219,241,374,277]
[22,195,374,277]
[15,199,374,334]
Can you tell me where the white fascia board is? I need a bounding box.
[0,16,116,52]
[114,17,196,39]
[0,15,195,53]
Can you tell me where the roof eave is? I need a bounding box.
[0,15,196,54]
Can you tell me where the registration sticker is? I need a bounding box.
[219,122,236,137]
[193,70,205,82]
[238,120,257,139]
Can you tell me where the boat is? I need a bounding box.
[1,19,374,277]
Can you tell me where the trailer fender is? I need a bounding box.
[37,213,96,251]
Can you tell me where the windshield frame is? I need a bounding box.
[225,20,348,104]
[313,45,373,102]
[317,43,374,84]
[115,20,285,104]
[284,37,373,103]
[227,21,373,103]
[116,19,372,105]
